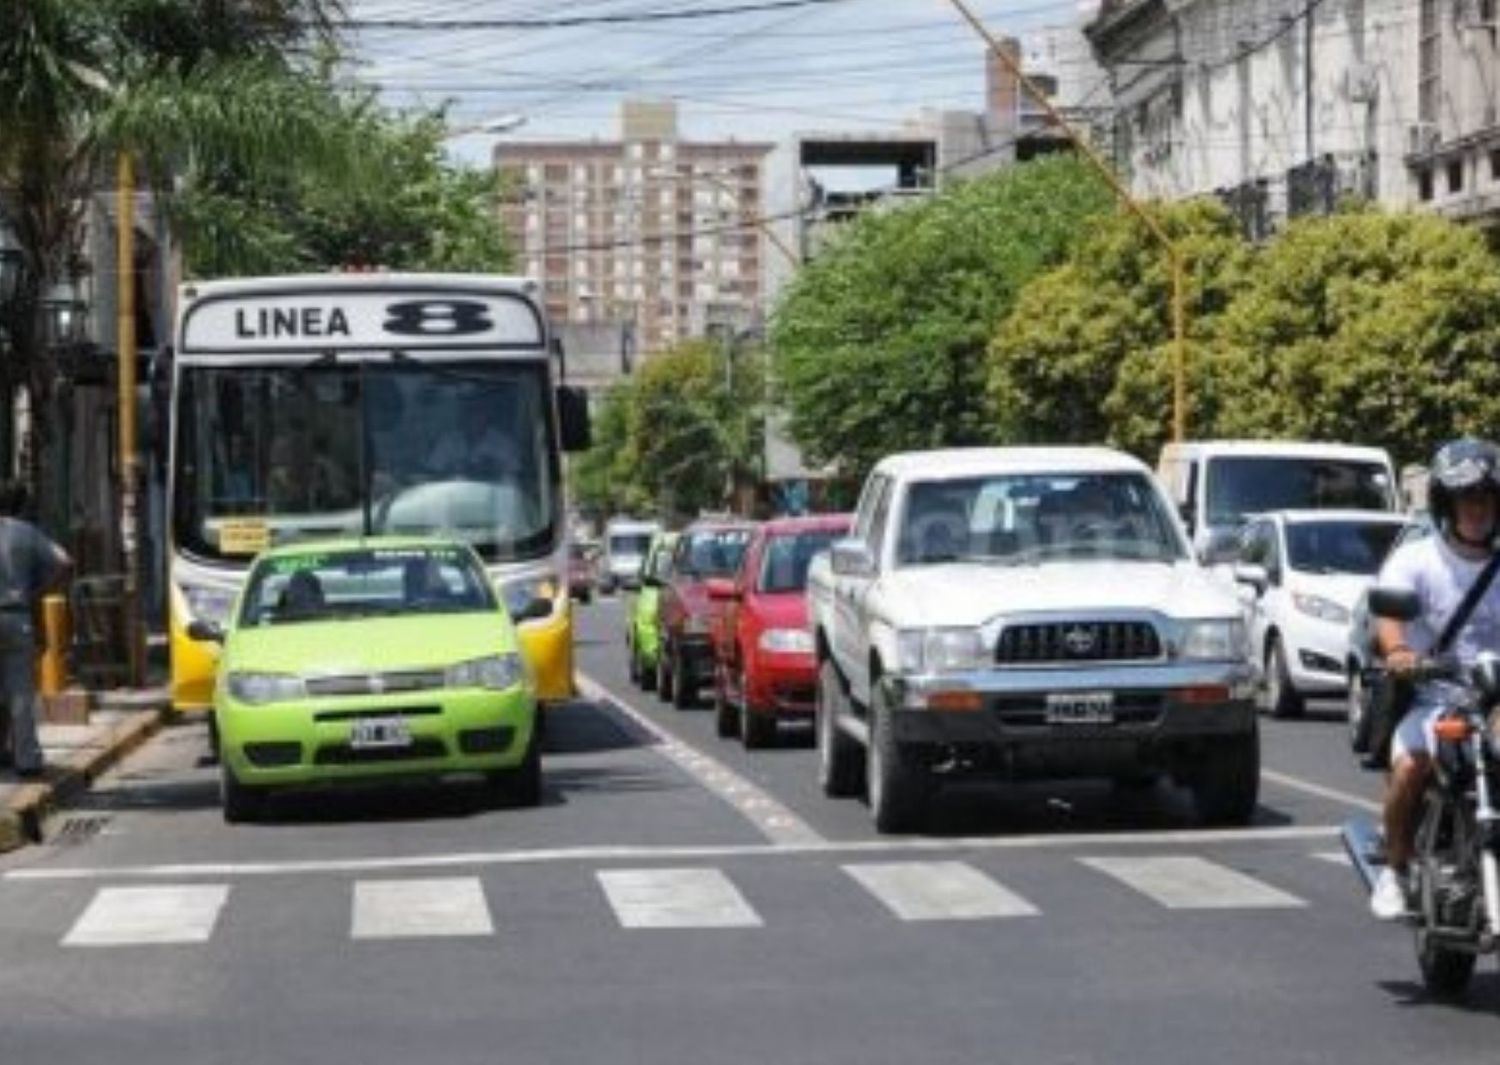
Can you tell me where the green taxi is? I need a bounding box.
[625,530,678,691]
[193,538,540,823]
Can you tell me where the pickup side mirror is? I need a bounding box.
[186,619,226,644]
[706,578,739,603]
[830,539,875,579]
[557,385,592,452]
[1368,586,1420,622]
[1233,563,1269,594]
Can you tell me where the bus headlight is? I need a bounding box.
[226,672,306,706]
[446,654,525,692]
[182,583,236,626]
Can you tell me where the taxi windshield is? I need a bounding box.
[239,546,496,627]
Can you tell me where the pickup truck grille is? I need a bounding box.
[995,621,1161,665]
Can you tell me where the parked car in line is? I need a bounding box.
[188,538,540,823]
[707,513,853,748]
[1157,440,1400,564]
[625,530,679,691]
[567,541,597,603]
[1345,514,1432,762]
[809,447,1259,834]
[1233,510,1410,718]
[656,519,755,709]
[600,517,661,594]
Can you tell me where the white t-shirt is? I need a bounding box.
[1379,535,1500,707]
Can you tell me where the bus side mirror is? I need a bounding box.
[558,386,592,452]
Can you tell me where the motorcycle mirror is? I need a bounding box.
[1367,586,1420,622]
[1472,652,1500,703]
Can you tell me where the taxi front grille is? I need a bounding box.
[304,670,446,697]
[995,621,1161,665]
[314,738,448,765]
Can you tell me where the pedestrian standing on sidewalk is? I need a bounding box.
[0,481,72,779]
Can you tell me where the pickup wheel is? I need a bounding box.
[1191,726,1260,826]
[1265,637,1305,719]
[714,664,738,738]
[817,659,863,798]
[867,683,931,834]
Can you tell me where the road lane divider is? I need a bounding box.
[1260,769,1381,814]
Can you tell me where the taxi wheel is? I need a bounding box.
[490,730,543,808]
[220,766,268,824]
[639,650,657,692]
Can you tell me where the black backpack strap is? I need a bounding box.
[1433,550,1500,655]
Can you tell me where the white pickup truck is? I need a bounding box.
[807,447,1260,833]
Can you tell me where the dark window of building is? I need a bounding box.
[1491,149,1500,181]
[1447,159,1464,193]
[1419,168,1434,201]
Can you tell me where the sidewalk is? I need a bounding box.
[0,686,172,854]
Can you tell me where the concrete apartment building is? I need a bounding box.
[493,101,773,374]
[1085,0,1500,238]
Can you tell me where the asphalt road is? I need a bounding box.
[0,594,1496,1065]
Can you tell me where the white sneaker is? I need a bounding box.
[1369,867,1409,921]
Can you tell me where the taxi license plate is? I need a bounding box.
[350,717,412,749]
[1044,692,1115,725]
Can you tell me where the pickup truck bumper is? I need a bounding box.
[883,660,1257,779]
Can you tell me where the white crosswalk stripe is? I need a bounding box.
[597,868,762,928]
[1081,856,1306,910]
[843,861,1039,921]
[351,878,494,940]
[62,885,230,947]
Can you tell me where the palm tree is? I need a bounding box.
[0,0,357,524]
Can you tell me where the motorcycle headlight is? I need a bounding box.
[226,672,306,706]
[1293,593,1350,625]
[1178,619,1247,661]
[182,582,237,626]
[895,627,988,674]
[445,653,526,692]
[759,628,814,654]
[500,577,558,622]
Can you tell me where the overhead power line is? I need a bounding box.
[338,0,861,31]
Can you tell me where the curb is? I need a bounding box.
[0,697,171,855]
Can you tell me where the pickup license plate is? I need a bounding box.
[349,717,412,749]
[1044,692,1115,725]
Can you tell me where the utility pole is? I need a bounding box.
[944,0,1190,442]
[116,152,144,686]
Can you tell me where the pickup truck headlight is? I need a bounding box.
[759,628,814,654]
[181,582,237,626]
[226,672,306,706]
[446,653,525,692]
[896,627,988,674]
[1178,619,1247,662]
[1293,593,1350,624]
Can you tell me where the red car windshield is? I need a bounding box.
[758,530,843,594]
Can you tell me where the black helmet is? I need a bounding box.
[1430,437,1500,542]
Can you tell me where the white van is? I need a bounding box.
[1157,440,1400,562]
[600,517,662,593]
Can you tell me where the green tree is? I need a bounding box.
[1211,209,1500,465]
[770,155,1113,478]
[571,384,651,521]
[989,198,1251,458]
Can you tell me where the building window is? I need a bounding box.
[1418,0,1440,124]
[1447,159,1464,194]
[1491,149,1500,182]
[1419,168,1435,201]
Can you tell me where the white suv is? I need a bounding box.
[807,447,1260,833]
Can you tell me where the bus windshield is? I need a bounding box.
[173,361,559,563]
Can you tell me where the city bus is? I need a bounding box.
[168,274,591,714]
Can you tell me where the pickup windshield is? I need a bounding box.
[896,472,1186,566]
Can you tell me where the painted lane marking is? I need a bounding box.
[1260,769,1382,814]
[62,885,229,947]
[1081,856,1305,910]
[5,825,1342,882]
[576,672,824,846]
[597,868,762,929]
[351,877,494,940]
[844,861,1038,921]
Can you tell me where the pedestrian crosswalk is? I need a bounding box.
[36,852,1348,950]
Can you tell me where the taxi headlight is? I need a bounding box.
[446,653,525,692]
[182,583,236,626]
[1178,619,1247,661]
[226,672,306,706]
[1293,593,1350,625]
[896,627,988,674]
[500,577,558,622]
[759,628,814,654]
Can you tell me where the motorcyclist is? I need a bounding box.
[1370,438,1500,919]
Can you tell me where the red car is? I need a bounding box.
[708,514,853,747]
[655,519,756,709]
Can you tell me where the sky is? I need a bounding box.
[339,0,1107,165]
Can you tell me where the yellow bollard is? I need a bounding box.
[36,594,70,697]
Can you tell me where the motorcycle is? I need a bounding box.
[1342,587,1500,998]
